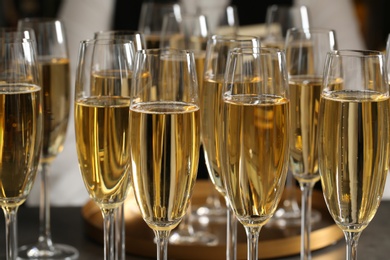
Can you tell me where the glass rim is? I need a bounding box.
[18,17,63,25]
[230,46,284,55]
[210,34,260,43]
[80,38,135,46]
[286,27,335,34]
[327,49,384,58]
[94,29,143,36]
[136,47,194,56]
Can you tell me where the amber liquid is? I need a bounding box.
[201,78,225,195]
[39,58,70,163]
[75,96,131,209]
[130,102,200,231]
[289,76,322,183]
[318,91,390,232]
[0,84,43,207]
[221,93,290,226]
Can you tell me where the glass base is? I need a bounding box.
[268,208,322,228]
[194,205,227,225]
[18,243,79,260]
[169,230,218,246]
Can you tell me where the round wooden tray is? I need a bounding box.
[81,180,343,259]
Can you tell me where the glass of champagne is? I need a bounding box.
[221,47,290,259]
[74,39,135,260]
[284,27,337,259]
[158,12,217,245]
[201,34,261,260]
[138,1,182,48]
[94,29,146,260]
[318,50,390,260]
[263,4,311,228]
[130,48,200,260]
[0,38,43,260]
[17,18,77,259]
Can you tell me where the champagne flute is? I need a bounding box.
[130,48,200,260]
[163,12,229,223]
[263,4,310,48]
[318,50,390,260]
[158,13,217,245]
[221,47,290,259]
[74,39,135,260]
[284,27,337,260]
[198,5,239,36]
[94,29,146,260]
[0,38,43,260]
[138,1,182,48]
[263,4,311,227]
[201,34,261,260]
[17,18,78,259]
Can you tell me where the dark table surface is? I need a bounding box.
[0,202,389,260]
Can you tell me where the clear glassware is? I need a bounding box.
[17,18,79,260]
[263,4,310,48]
[94,29,146,260]
[197,5,239,35]
[201,34,261,260]
[159,13,218,246]
[0,37,43,260]
[74,39,135,260]
[262,4,312,228]
[130,48,200,260]
[318,50,390,260]
[221,47,290,259]
[284,27,337,260]
[138,1,182,48]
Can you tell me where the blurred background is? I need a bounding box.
[0,0,389,50]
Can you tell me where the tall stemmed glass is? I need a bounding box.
[138,1,182,48]
[201,34,260,260]
[284,27,337,260]
[158,13,217,246]
[130,48,200,260]
[17,18,77,259]
[221,47,290,259]
[0,38,43,260]
[94,29,146,260]
[263,5,310,48]
[318,50,390,260]
[74,39,135,260]
[263,4,311,227]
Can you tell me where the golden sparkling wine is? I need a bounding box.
[130,102,200,231]
[75,96,131,209]
[221,93,290,226]
[0,84,42,208]
[318,91,390,232]
[289,76,322,183]
[39,58,70,163]
[201,78,225,195]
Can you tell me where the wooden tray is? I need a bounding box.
[81,180,343,259]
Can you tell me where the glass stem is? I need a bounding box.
[3,206,18,260]
[226,197,237,260]
[38,163,54,249]
[344,231,361,260]
[102,208,116,260]
[115,204,126,260]
[299,181,315,260]
[283,170,300,213]
[244,226,261,260]
[154,230,170,260]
